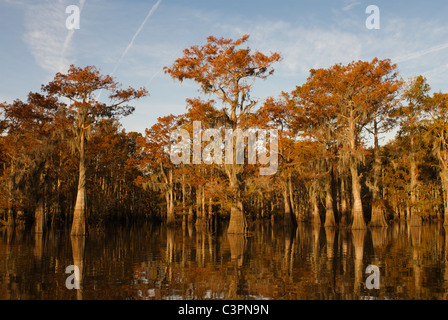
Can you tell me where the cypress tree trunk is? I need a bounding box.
[324,166,336,227]
[201,185,206,220]
[369,117,388,227]
[166,169,175,225]
[208,197,212,215]
[188,186,194,223]
[340,171,350,226]
[436,150,448,225]
[350,159,366,229]
[226,161,247,234]
[196,186,202,220]
[410,208,422,227]
[325,184,336,227]
[288,175,296,224]
[34,197,45,234]
[370,203,388,227]
[443,175,448,226]
[71,130,86,236]
[228,198,247,234]
[6,164,15,227]
[349,116,366,230]
[227,168,247,234]
[283,181,296,228]
[310,182,321,225]
[408,136,418,224]
[338,150,350,227]
[283,186,291,218]
[188,206,194,223]
[182,174,186,215]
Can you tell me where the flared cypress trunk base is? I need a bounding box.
[166,212,176,226]
[324,209,336,227]
[369,206,388,228]
[351,210,367,230]
[410,213,422,227]
[34,199,45,234]
[227,202,247,234]
[5,208,15,227]
[311,212,321,225]
[71,208,86,236]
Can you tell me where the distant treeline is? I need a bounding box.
[1,35,447,235]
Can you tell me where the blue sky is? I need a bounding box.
[0,0,447,135]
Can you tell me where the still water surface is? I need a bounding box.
[1,222,448,300]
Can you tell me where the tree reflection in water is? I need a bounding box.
[1,221,448,300]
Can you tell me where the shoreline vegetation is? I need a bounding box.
[1,35,448,235]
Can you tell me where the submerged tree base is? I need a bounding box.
[34,198,45,234]
[71,209,86,236]
[369,206,388,228]
[324,210,337,227]
[227,204,247,234]
[311,208,321,225]
[351,211,367,230]
[410,213,422,227]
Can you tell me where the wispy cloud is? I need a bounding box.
[23,0,84,74]
[392,42,448,63]
[223,20,364,76]
[342,0,361,11]
[147,44,186,86]
[24,0,67,73]
[0,0,27,5]
[61,0,86,66]
[210,14,448,96]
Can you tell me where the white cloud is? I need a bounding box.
[0,0,27,5]
[23,0,83,74]
[392,42,448,64]
[217,19,365,78]
[212,15,448,92]
[20,1,448,95]
[342,0,361,11]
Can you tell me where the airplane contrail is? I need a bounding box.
[96,0,162,101]
[393,42,448,64]
[111,0,163,75]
